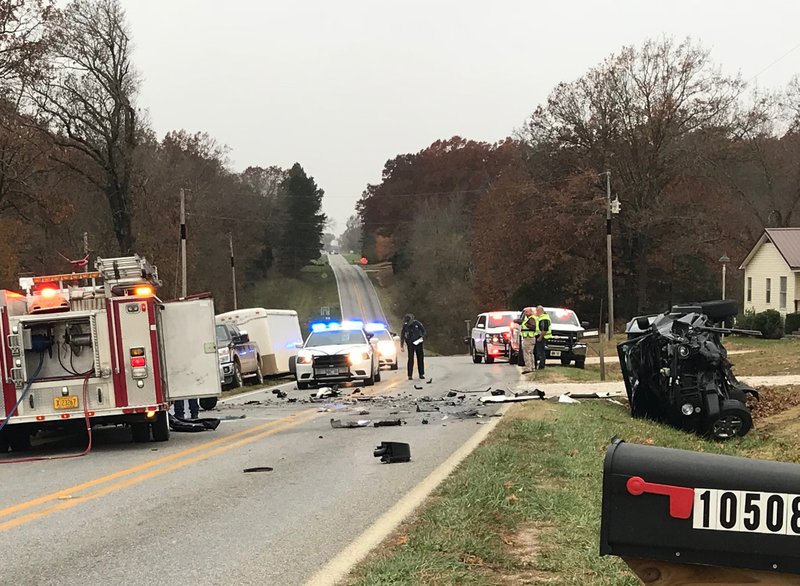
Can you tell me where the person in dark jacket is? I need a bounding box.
[400,313,426,380]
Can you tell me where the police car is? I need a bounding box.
[294,321,381,389]
[365,323,401,370]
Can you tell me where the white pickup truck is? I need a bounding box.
[469,311,518,364]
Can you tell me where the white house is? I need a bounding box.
[739,228,800,316]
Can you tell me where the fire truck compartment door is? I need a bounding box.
[158,298,221,400]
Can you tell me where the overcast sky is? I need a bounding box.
[123,0,800,231]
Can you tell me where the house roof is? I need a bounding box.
[740,228,800,270]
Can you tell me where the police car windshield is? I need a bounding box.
[373,330,393,341]
[487,313,517,328]
[306,329,367,347]
[547,309,580,326]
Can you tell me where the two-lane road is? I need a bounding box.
[0,358,517,585]
[328,254,388,325]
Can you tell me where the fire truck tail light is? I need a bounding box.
[131,357,146,367]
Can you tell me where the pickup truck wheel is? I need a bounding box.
[151,411,170,442]
[574,358,585,369]
[232,362,244,388]
[560,356,571,366]
[131,422,151,443]
[251,363,264,386]
[199,397,218,410]
[471,343,482,364]
[484,344,495,364]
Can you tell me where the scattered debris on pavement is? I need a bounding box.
[374,419,404,427]
[374,441,411,463]
[558,394,580,404]
[169,414,221,432]
[243,466,273,473]
[330,418,371,428]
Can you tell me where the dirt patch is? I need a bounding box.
[747,385,800,420]
[488,522,558,585]
[504,402,556,422]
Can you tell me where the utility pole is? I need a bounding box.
[180,188,187,298]
[82,231,89,273]
[230,233,238,310]
[606,171,615,337]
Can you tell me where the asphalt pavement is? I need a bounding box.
[0,357,520,586]
[328,254,388,325]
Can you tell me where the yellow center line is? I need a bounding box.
[0,408,317,521]
[0,410,321,533]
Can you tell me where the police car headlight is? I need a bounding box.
[377,341,395,357]
[297,350,313,365]
[348,350,370,364]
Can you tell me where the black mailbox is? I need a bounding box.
[601,439,800,575]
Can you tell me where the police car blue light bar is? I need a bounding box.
[341,320,364,330]
[365,322,388,332]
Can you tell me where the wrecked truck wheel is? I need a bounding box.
[707,399,752,440]
[199,397,218,411]
[699,300,740,322]
[131,422,151,443]
[151,411,170,442]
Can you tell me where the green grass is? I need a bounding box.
[524,364,623,384]
[240,259,340,327]
[347,400,800,585]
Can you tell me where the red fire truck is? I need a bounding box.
[0,255,221,452]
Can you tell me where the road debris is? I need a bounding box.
[414,385,423,390]
[312,386,341,401]
[243,467,273,473]
[330,418,371,428]
[427,378,433,384]
[422,418,429,424]
[479,390,545,404]
[415,404,439,413]
[244,400,261,406]
[169,414,221,432]
[558,394,580,404]
[272,389,288,399]
[374,441,411,463]
[374,419,404,427]
[491,389,505,396]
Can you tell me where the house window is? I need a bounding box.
[747,277,752,302]
[766,278,771,304]
[781,276,787,309]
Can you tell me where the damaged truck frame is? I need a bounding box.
[619,300,760,440]
[0,255,221,453]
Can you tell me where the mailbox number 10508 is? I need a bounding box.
[693,489,800,535]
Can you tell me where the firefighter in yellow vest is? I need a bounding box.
[518,307,537,373]
[534,305,553,370]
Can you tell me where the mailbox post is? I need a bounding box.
[601,440,800,583]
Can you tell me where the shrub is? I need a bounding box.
[785,312,800,336]
[752,309,784,339]
[735,309,756,331]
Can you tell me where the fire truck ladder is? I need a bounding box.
[96,256,162,291]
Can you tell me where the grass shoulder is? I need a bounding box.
[347,393,800,585]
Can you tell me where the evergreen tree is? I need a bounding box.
[275,163,326,274]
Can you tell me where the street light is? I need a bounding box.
[719,254,730,299]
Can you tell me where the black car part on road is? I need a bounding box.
[618,300,760,440]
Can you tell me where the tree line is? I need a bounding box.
[0,0,326,311]
[355,38,800,352]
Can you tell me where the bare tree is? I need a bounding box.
[30,0,138,253]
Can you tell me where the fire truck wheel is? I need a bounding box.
[7,427,31,452]
[151,411,170,442]
[0,432,9,453]
[131,422,151,443]
[199,397,218,410]
[233,362,244,388]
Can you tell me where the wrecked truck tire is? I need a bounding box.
[200,397,218,411]
[699,300,739,322]
[707,399,752,440]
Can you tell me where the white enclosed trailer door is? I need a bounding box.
[158,298,221,400]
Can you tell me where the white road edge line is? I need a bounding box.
[304,404,512,586]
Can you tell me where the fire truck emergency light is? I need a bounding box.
[133,285,154,297]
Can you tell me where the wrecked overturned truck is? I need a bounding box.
[618,301,760,440]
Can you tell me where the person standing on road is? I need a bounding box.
[517,307,537,374]
[174,398,199,420]
[534,305,552,370]
[400,313,426,380]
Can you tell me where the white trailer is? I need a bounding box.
[215,308,302,375]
